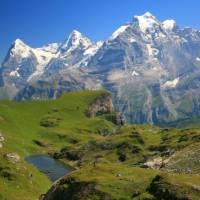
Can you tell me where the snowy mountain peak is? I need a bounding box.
[13,38,26,46]
[133,12,160,33]
[12,38,31,51]
[60,30,92,53]
[142,12,156,19]
[70,29,82,37]
[10,38,32,58]
[162,20,177,31]
[134,12,158,21]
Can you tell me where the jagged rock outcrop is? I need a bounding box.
[112,112,125,126]
[87,92,113,118]
[143,157,164,169]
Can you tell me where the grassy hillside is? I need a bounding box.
[0,90,200,200]
[0,90,116,200]
[46,124,200,199]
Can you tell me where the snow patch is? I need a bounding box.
[131,70,139,76]
[162,77,179,89]
[10,70,20,77]
[40,43,60,53]
[33,48,56,66]
[110,25,130,40]
[28,46,58,81]
[84,41,103,56]
[146,44,159,57]
[162,20,176,31]
[196,57,200,61]
[96,41,104,48]
[128,37,136,43]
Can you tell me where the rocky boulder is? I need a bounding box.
[0,132,5,148]
[143,157,164,169]
[5,153,20,164]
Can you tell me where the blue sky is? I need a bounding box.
[1,0,200,62]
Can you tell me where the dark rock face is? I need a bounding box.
[149,175,192,200]
[103,112,125,126]
[112,112,125,126]
[42,178,112,200]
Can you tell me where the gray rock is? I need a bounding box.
[0,133,5,142]
[5,153,20,163]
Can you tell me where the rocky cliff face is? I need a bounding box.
[87,92,113,118]
[15,69,101,100]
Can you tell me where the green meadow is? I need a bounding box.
[0,90,200,200]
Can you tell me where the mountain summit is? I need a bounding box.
[133,12,161,33]
[60,30,92,53]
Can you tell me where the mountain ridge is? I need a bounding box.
[2,12,200,125]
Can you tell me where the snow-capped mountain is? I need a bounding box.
[2,12,200,125]
[41,30,101,78]
[0,39,60,97]
[0,30,102,98]
[59,30,92,53]
[84,12,200,124]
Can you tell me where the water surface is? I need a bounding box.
[26,154,71,181]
